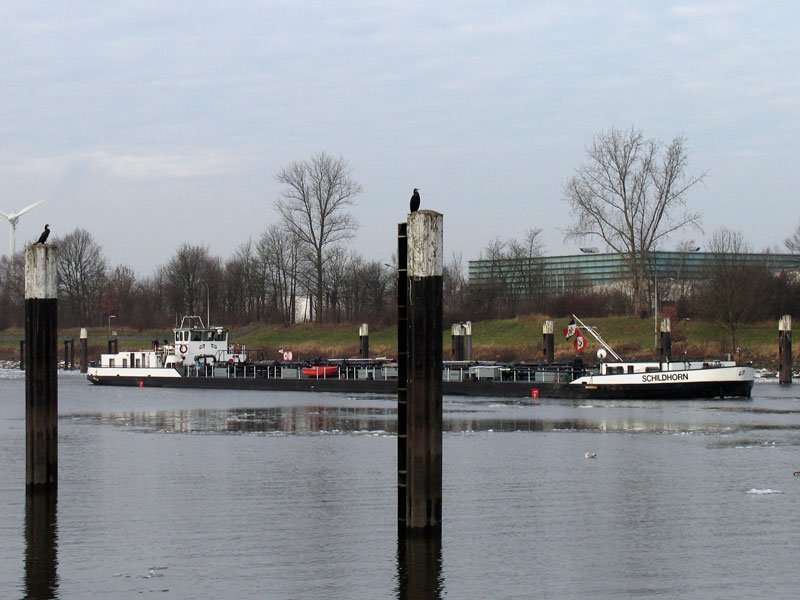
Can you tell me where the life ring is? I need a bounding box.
[179,344,188,354]
[228,354,240,364]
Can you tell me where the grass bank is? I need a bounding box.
[0,315,789,368]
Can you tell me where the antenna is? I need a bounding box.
[0,197,48,256]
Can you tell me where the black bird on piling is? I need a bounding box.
[410,188,420,212]
[36,224,50,245]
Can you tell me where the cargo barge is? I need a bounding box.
[85,316,754,399]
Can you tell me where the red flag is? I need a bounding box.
[563,317,576,338]
[574,330,586,353]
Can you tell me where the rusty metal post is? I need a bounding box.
[404,210,443,533]
[25,244,58,489]
[779,315,792,384]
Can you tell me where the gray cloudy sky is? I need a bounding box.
[1,1,798,274]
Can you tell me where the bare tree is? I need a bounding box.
[257,224,302,325]
[0,254,25,328]
[698,229,765,351]
[564,127,704,313]
[163,243,220,319]
[275,152,362,323]
[55,228,108,326]
[785,222,800,253]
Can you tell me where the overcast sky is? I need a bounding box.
[1,1,798,274]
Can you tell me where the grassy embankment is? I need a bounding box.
[0,315,788,367]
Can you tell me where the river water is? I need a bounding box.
[1,370,800,599]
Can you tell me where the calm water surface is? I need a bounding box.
[2,370,800,599]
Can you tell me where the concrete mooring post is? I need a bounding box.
[660,318,672,366]
[398,210,443,534]
[543,320,554,364]
[25,244,58,489]
[779,315,792,384]
[359,323,369,359]
[79,328,88,374]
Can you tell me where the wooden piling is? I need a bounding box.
[359,323,369,359]
[79,328,88,374]
[779,315,792,384]
[403,210,443,533]
[19,340,25,370]
[543,320,554,364]
[25,244,58,489]
[660,318,672,366]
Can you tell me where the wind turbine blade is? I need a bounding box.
[15,197,49,217]
[0,210,10,220]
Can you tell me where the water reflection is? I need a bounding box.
[63,402,800,437]
[396,534,443,600]
[24,489,58,600]
[69,406,617,435]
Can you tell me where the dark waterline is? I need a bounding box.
[2,371,800,599]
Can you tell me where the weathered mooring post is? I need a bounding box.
[660,318,672,366]
[463,321,472,361]
[398,210,443,534]
[25,244,58,489]
[25,486,58,598]
[451,323,465,361]
[359,323,369,359]
[63,339,74,371]
[543,320,554,364]
[107,338,118,355]
[779,315,792,384]
[19,340,25,370]
[79,328,88,374]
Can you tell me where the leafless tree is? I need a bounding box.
[0,254,25,328]
[506,228,545,312]
[785,222,800,253]
[257,224,303,325]
[163,243,220,319]
[275,152,362,323]
[564,127,704,314]
[443,252,468,320]
[55,228,108,326]
[698,229,766,351]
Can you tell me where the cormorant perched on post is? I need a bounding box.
[410,188,420,212]
[36,224,50,244]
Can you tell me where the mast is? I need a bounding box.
[572,314,623,361]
